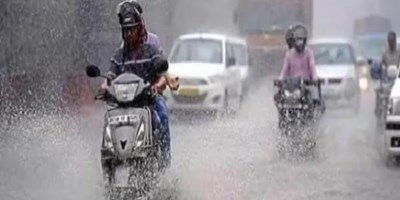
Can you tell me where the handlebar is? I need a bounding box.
[273,79,323,87]
[94,85,154,102]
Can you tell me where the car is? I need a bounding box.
[164,33,247,114]
[309,38,361,113]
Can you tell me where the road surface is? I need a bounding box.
[1,77,400,200]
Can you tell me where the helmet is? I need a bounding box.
[117,1,142,28]
[292,24,308,39]
[291,24,308,52]
[117,0,143,14]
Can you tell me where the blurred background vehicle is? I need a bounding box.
[233,0,313,78]
[165,33,244,115]
[310,38,361,114]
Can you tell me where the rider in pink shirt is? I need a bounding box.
[279,25,318,81]
[277,24,320,102]
[275,25,323,128]
[279,47,318,80]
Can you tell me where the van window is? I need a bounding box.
[170,38,223,64]
[310,43,356,65]
[232,44,248,65]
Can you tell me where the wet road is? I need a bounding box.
[1,77,400,200]
[167,79,400,200]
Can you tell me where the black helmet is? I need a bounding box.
[291,25,308,52]
[292,24,308,40]
[117,0,142,28]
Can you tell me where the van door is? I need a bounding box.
[225,41,242,97]
[231,43,249,82]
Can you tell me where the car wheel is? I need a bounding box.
[215,89,229,119]
[224,88,242,116]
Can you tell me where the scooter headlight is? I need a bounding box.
[113,83,138,102]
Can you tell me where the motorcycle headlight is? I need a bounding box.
[113,83,138,102]
[136,122,145,147]
[104,126,113,150]
[284,89,301,98]
[208,74,225,84]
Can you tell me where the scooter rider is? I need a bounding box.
[100,1,175,168]
[380,31,400,84]
[117,0,178,168]
[120,0,179,91]
[373,31,400,116]
[381,31,400,69]
[118,0,163,53]
[274,25,322,128]
[279,24,320,105]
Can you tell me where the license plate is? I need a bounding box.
[114,166,130,187]
[178,88,199,96]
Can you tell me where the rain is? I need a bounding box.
[1,0,400,199]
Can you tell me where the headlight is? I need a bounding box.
[284,89,301,97]
[209,74,225,84]
[136,122,145,147]
[113,83,138,102]
[104,126,113,150]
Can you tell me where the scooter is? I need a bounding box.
[85,62,168,200]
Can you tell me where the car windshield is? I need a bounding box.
[310,43,355,65]
[356,37,386,59]
[169,38,223,64]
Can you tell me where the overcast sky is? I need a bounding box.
[313,0,381,39]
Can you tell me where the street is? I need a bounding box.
[1,76,400,200]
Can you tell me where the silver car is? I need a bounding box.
[309,38,361,113]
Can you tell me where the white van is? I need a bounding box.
[165,33,249,113]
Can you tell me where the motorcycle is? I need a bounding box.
[273,78,324,147]
[371,63,398,123]
[85,61,168,200]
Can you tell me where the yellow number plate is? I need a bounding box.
[178,88,200,96]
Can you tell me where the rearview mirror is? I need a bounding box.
[86,65,101,78]
[227,57,236,67]
[387,65,398,80]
